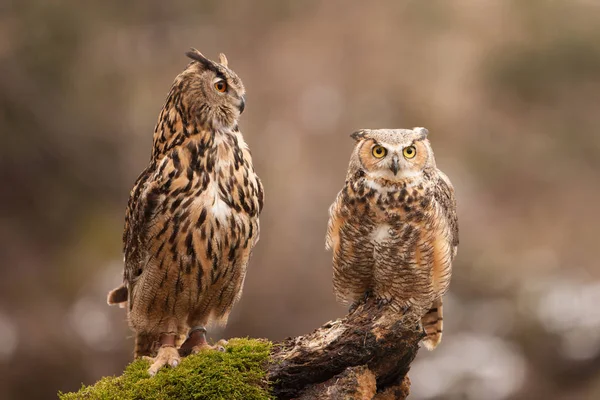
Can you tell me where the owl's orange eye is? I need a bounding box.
[214,81,227,92]
[372,145,387,158]
[403,145,416,159]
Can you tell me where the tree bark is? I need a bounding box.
[267,298,425,399]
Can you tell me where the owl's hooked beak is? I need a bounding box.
[238,95,246,114]
[390,155,400,175]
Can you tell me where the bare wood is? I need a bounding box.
[267,298,425,399]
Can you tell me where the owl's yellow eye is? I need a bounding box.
[372,145,387,158]
[403,146,416,159]
[214,81,227,92]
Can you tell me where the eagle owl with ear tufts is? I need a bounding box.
[107,49,263,375]
[326,128,458,350]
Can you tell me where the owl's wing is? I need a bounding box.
[253,177,264,247]
[434,170,459,252]
[107,167,156,306]
[326,187,376,305]
[122,162,169,291]
[257,176,264,214]
[325,191,345,251]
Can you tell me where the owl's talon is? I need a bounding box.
[191,342,226,354]
[179,326,227,355]
[376,297,391,309]
[215,340,227,352]
[146,345,180,376]
[191,338,228,354]
[191,344,210,354]
[215,339,228,351]
[349,291,373,313]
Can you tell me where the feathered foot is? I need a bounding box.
[178,326,227,356]
[349,290,373,314]
[144,333,181,376]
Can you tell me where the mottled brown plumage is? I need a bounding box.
[326,128,458,350]
[107,49,263,374]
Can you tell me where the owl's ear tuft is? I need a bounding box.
[350,130,368,141]
[185,48,215,71]
[218,53,228,67]
[413,127,429,139]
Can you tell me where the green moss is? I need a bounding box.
[59,338,273,400]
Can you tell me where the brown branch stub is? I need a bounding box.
[267,298,425,399]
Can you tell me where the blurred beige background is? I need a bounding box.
[1,0,600,399]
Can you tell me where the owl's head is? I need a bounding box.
[349,128,435,182]
[178,49,246,131]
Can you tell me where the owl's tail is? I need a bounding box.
[107,285,128,309]
[421,298,443,350]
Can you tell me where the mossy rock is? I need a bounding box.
[59,338,273,400]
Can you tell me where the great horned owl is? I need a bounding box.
[107,49,263,375]
[326,128,458,350]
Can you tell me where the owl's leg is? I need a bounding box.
[144,332,181,376]
[178,326,227,356]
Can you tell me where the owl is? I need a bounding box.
[106,49,263,375]
[326,128,458,350]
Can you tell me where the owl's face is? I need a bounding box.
[181,49,246,131]
[351,128,434,181]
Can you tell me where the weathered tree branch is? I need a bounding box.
[60,298,424,399]
[267,298,425,399]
